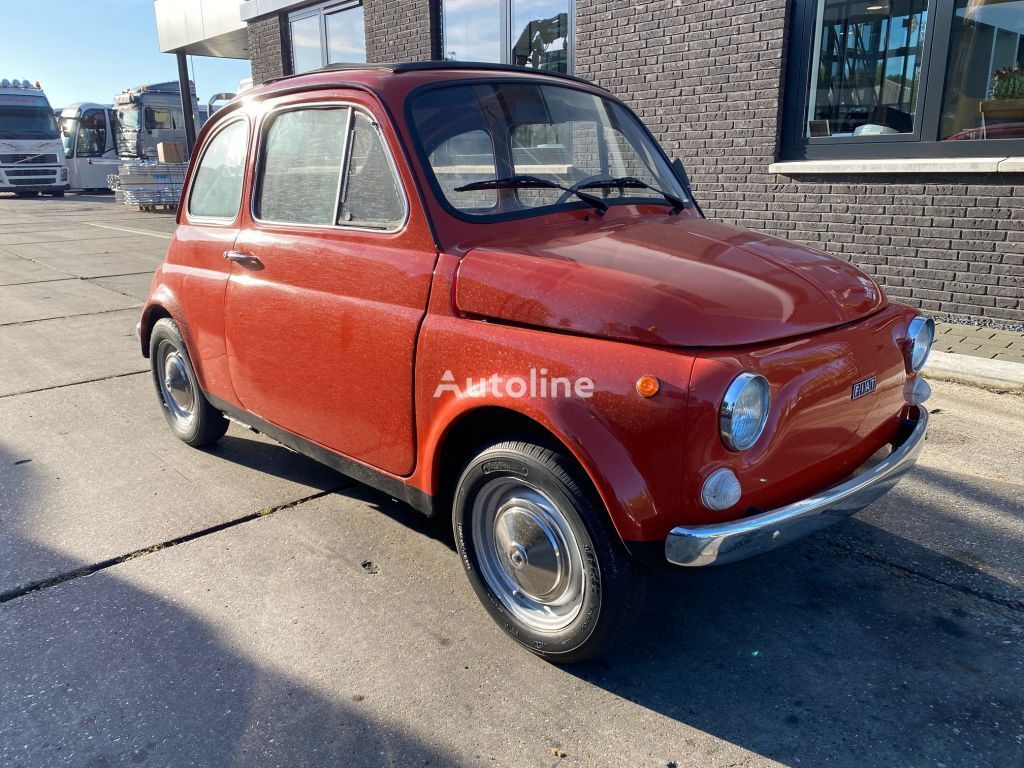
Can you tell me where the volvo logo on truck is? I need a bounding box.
[0,78,69,197]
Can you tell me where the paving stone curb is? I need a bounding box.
[923,350,1024,393]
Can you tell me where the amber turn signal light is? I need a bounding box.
[636,375,660,398]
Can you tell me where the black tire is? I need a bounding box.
[14,190,38,198]
[453,440,644,663]
[47,191,65,197]
[149,318,228,447]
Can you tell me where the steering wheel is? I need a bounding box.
[552,173,608,206]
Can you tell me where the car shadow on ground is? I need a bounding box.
[204,432,348,493]
[0,444,466,767]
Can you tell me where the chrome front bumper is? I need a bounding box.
[665,407,928,567]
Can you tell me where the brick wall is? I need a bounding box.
[576,0,1024,324]
[248,13,290,84]
[364,0,440,62]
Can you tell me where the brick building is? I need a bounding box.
[233,0,1023,323]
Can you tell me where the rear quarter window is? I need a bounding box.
[187,119,249,220]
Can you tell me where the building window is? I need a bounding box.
[941,0,1024,141]
[442,0,574,74]
[289,1,366,74]
[783,0,1024,160]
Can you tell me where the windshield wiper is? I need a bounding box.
[454,174,608,213]
[576,176,688,213]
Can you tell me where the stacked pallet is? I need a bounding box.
[110,161,187,210]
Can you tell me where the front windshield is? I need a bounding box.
[409,82,688,218]
[118,107,141,130]
[0,104,60,140]
[58,115,79,157]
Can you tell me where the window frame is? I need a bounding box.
[185,115,251,225]
[289,1,366,74]
[250,100,409,234]
[781,0,1024,160]
[442,0,576,75]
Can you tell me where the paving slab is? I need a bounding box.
[87,272,155,301]
[0,259,70,286]
[1,235,168,262]
[0,309,143,396]
[9,248,164,280]
[0,372,345,594]
[0,226,150,245]
[0,280,138,324]
[832,382,1024,602]
[0,484,1018,768]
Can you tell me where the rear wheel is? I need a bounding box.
[149,318,228,447]
[453,440,644,663]
[47,190,65,197]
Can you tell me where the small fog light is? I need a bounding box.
[701,468,742,511]
[905,376,932,406]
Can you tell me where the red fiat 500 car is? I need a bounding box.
[139,62,933,661]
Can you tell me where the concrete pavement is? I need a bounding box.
[0,194,1021,767]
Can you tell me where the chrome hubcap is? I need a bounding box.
[472,477,585,632]
[156,341,195,426]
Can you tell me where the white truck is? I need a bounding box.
[0,78,69,197]
[57,103,121,191]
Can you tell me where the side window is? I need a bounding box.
[257,107,349,225]
[146,107,174,130]
[188,120,248,220]
[337,112,405,229]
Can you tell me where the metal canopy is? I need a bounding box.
[154,0,249,58]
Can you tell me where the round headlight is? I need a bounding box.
[906,315,934,372]
[720,372,770,451]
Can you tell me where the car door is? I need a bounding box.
[224,94,437,476]
[173,114,251,403]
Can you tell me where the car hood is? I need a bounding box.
[453,215,886,347]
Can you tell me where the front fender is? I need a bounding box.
[412,313,695,544]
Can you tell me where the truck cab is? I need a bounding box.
[0,78,69,197]
[57,103,121,191]
[113,81,203,160]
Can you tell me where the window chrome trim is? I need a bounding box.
[184,115,251,226]
[250,99,410,234]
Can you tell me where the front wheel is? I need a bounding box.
[149,318,228,447]
[453,440,644,663]
[47,190,65,197]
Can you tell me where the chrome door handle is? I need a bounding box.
[223,250,263,268]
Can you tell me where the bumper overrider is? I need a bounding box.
[666,406,928,567]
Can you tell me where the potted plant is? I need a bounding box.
[981,64,1024,121]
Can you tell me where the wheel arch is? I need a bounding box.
[424,403,649,547]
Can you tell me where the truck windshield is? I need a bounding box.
[118,107,142,130]
[0,105,60,140]
[58,116,78,157]
[409,82,688,220]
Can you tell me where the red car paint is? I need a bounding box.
[141,65,924,550]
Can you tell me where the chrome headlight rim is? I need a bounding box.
[906,315,935,373]
[719,372,771,452]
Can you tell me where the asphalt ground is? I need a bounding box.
[0,193,1021,768]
